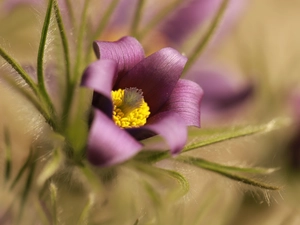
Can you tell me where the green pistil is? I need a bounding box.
[119,88,144,115]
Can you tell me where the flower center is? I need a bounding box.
[111,88,150,128]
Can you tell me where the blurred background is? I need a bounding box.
[1,0,300,224]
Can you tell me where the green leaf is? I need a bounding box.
[37,147,64,187]
[18,156,36,221]
[65,0,76,29]
[183,0,230,73]
[130,0,145,38]
[159,169,190,199]
[138,0,184,40]
[50,183,58,225]
[177,156,280,190]
[63,0,91,128]
[10,148,34,190]
[53,0,71,86]
[191,186,221,225]
[34,199,51,225]
[142,180,162,206]
[91,0,120,41]
[53,0,77,129]
[134,150,169,163]
[77,193,95,225]
[135,119,289,164]
[1,75,54,126]
[0,47,38,94]
[183,118,289,153]
[37,0,55,115]
[77,162,103,193]
[132,162,189,199]
[74,0,90,82]
[179,156,278,175]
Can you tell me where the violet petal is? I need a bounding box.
[160,0,247,45]
[2,0,40,11]
[117,47,187,114]
[81,59,117,117]
[188,69,253,111]
[127,111,187,154]
[87,109,143,166]
[93,36,145,75]
[159,79,203,127]
[2,0,67,12]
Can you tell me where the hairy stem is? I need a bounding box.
[183,0,230,73]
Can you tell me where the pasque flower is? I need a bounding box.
[158,0,252,122]
[81,36,203,166]
[186,66,253,122]
[159,0,248,47]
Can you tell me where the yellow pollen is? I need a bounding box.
[111,88,150,128]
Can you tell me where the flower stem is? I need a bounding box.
[61,0,90,129]
[77,163,103,192]
[130,0,145,39]
[77,193,95,225]
[53,0,71,85]
[37,147,63,187]
[74,0,90,82]
[0,47,56,128]
[2,67,55,128]
[182,118,289,153]
[183,0,230,73]
[92,0,120,41]
[37,0,56,121]
[50,183,58,225]
[53,0,74,128]
[65,0,76,30]
[0,46,38,94]
[85,0,120,65]
[178,156,280,190]
[10,149,33,190]
[18,155,36,222]
[138,0,184,40]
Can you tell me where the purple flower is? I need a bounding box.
[1,0,39,11]
[186,66,253,123]
[81,36,203,166]
[1,0,67,13]
[159,0,248,46]
[155,0,252,123]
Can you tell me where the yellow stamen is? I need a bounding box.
[112,88,150,128]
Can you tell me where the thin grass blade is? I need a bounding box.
[76,193,95,225]
[183,0,230,73]
[37,147,63,187]
[177,156,280,190]
[36,0,55,114]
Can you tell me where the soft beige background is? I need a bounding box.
[1,0,300,224]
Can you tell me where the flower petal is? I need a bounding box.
[117,47,187,114]
[160,0,219,45]
[159,79,203,127]
[159,0,247,45]
[2,0,68,12]
[81,59,117,117]
[87,109,143,166]
[2,0,40,11]
[93,36,145,75]
[127,111,187,155]
[187,68,253,112]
